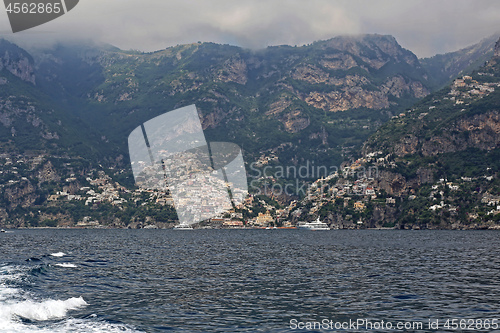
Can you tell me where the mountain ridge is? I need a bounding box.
[420,34,497,89]
[0,33,497,228]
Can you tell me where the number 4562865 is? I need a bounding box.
[444,319,499,330]
[6,2,62,14]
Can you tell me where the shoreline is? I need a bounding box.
[2,227,500,231]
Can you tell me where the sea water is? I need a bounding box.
[1,229,500,332]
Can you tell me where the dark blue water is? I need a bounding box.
[1,230,500,332]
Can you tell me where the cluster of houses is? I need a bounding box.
[449,75,497,104]
[48,172,128,207]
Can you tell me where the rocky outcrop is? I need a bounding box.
[4,179,37,209]
[0,39,35,84]
[321,34,419,69]
[0,97,59,142]
[494,37,500,58]
[294,69,429,112]
[393,111,500,157]
[217,56,248,85]
[320,54,358,70]
[280,109,310,133]
[37,161,60,183]
[381,76,429,99]
[266,97,292,116]
[376,170,408,196]
[305,88,389,112]
[394,134,419,156]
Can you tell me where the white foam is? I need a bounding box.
[0,266,24,302]
[50,252,66,257]
[0,314,142,333]
[53,318,143,332]
[0,265,143,333]
[0,287,19,302]
[0,266,24,282]
[54,263,77,268]
[0,316,142,333]
[0,296,87,321]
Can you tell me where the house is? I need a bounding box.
[365,187,375,195]
[354,201,365,211]
[429,205,442,211]
[254,212,274,226]
[223,220,244,228]
[48,194,60,201]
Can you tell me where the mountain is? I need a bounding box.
[0,40,113,158]
[13,33,493,168]
[29,34,436,171]
[365,39,500,160]
[353,38,500,229]
[420,34,497,89]
[0,34,497,228]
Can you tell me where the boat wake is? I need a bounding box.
[54,263,77,268]
[0,264,141,333]
[0,296,87,322]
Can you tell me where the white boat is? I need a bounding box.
[0,229,5,233]
[173,224,194,230]
[297,217,330,230]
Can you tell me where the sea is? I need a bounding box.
[1,229,500,332]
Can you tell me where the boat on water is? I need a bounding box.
[0,229,5,233]
[173,224,194,230]
[297,217,330,231]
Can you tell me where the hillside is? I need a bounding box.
[30,34,437,171]
[420,34,497,89]
[350,38,500,229]
[0,34,497,228]
[365,39,500,160]
[271,46,500,230]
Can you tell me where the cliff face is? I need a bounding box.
[421,34,498,89]
[20,34,441,173]
[62,34,431,130]
[391,111,500,157]
[294,35,430,112]
[0,40,35,84]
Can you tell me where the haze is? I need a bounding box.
[1,0,500,57]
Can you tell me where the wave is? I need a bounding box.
[0,264,143,333]
[49,252,66,257]
[42,319,142,332]
[0,296,87,321]
[54,263,77,268]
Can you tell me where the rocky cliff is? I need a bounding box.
[0,40,35,84]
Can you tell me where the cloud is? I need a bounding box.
[1,0,500,57]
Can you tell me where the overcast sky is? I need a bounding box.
[1,0,500,58]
